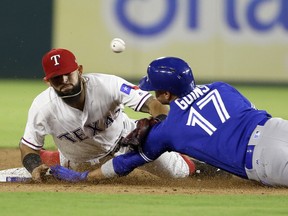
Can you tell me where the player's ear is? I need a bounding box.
[165,91,177,102]
[78,65,83,75]
[163,91,171,100]
[43,77,51,86]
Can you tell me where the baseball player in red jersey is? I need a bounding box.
[19,48,195,182]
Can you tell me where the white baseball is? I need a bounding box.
[110,38,125,53]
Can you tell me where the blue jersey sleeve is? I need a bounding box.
[112,123,168,176]
[112,151,146,176]
[141,123,170,158]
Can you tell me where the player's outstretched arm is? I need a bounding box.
[50,164,114,182]
[19,142,49,182]
[140,96,168,117]
[50,149,151,182]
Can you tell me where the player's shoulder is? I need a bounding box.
[84,73,121,81]
[207,82,244,99]
[29,87,58,115]
[209,81,231,87]
[84,73,125,86]
[33,87,55,104]
[206,81,236,91]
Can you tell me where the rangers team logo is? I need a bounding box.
[120,83,138,95]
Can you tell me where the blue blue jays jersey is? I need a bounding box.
[113,82,271,178]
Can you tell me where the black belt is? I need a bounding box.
[245,117,270,169]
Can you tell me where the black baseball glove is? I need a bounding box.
[119,115,166,148]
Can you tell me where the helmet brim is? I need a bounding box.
[139,76,157,91]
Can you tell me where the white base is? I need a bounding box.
[0,167,32,182]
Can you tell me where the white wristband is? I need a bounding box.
[101,159,118,178]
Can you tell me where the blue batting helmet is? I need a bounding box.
[139,57,195,97]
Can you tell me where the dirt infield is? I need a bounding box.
[0,148,287,195]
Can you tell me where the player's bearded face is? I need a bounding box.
[49,71,82,98]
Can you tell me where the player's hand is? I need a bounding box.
[50,165,89,182]
[31,164,50,183]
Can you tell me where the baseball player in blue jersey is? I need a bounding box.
[50,57,288,187]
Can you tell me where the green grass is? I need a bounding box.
[1,79,48,148]
[234,85,288,119]
[0,193,287,216]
